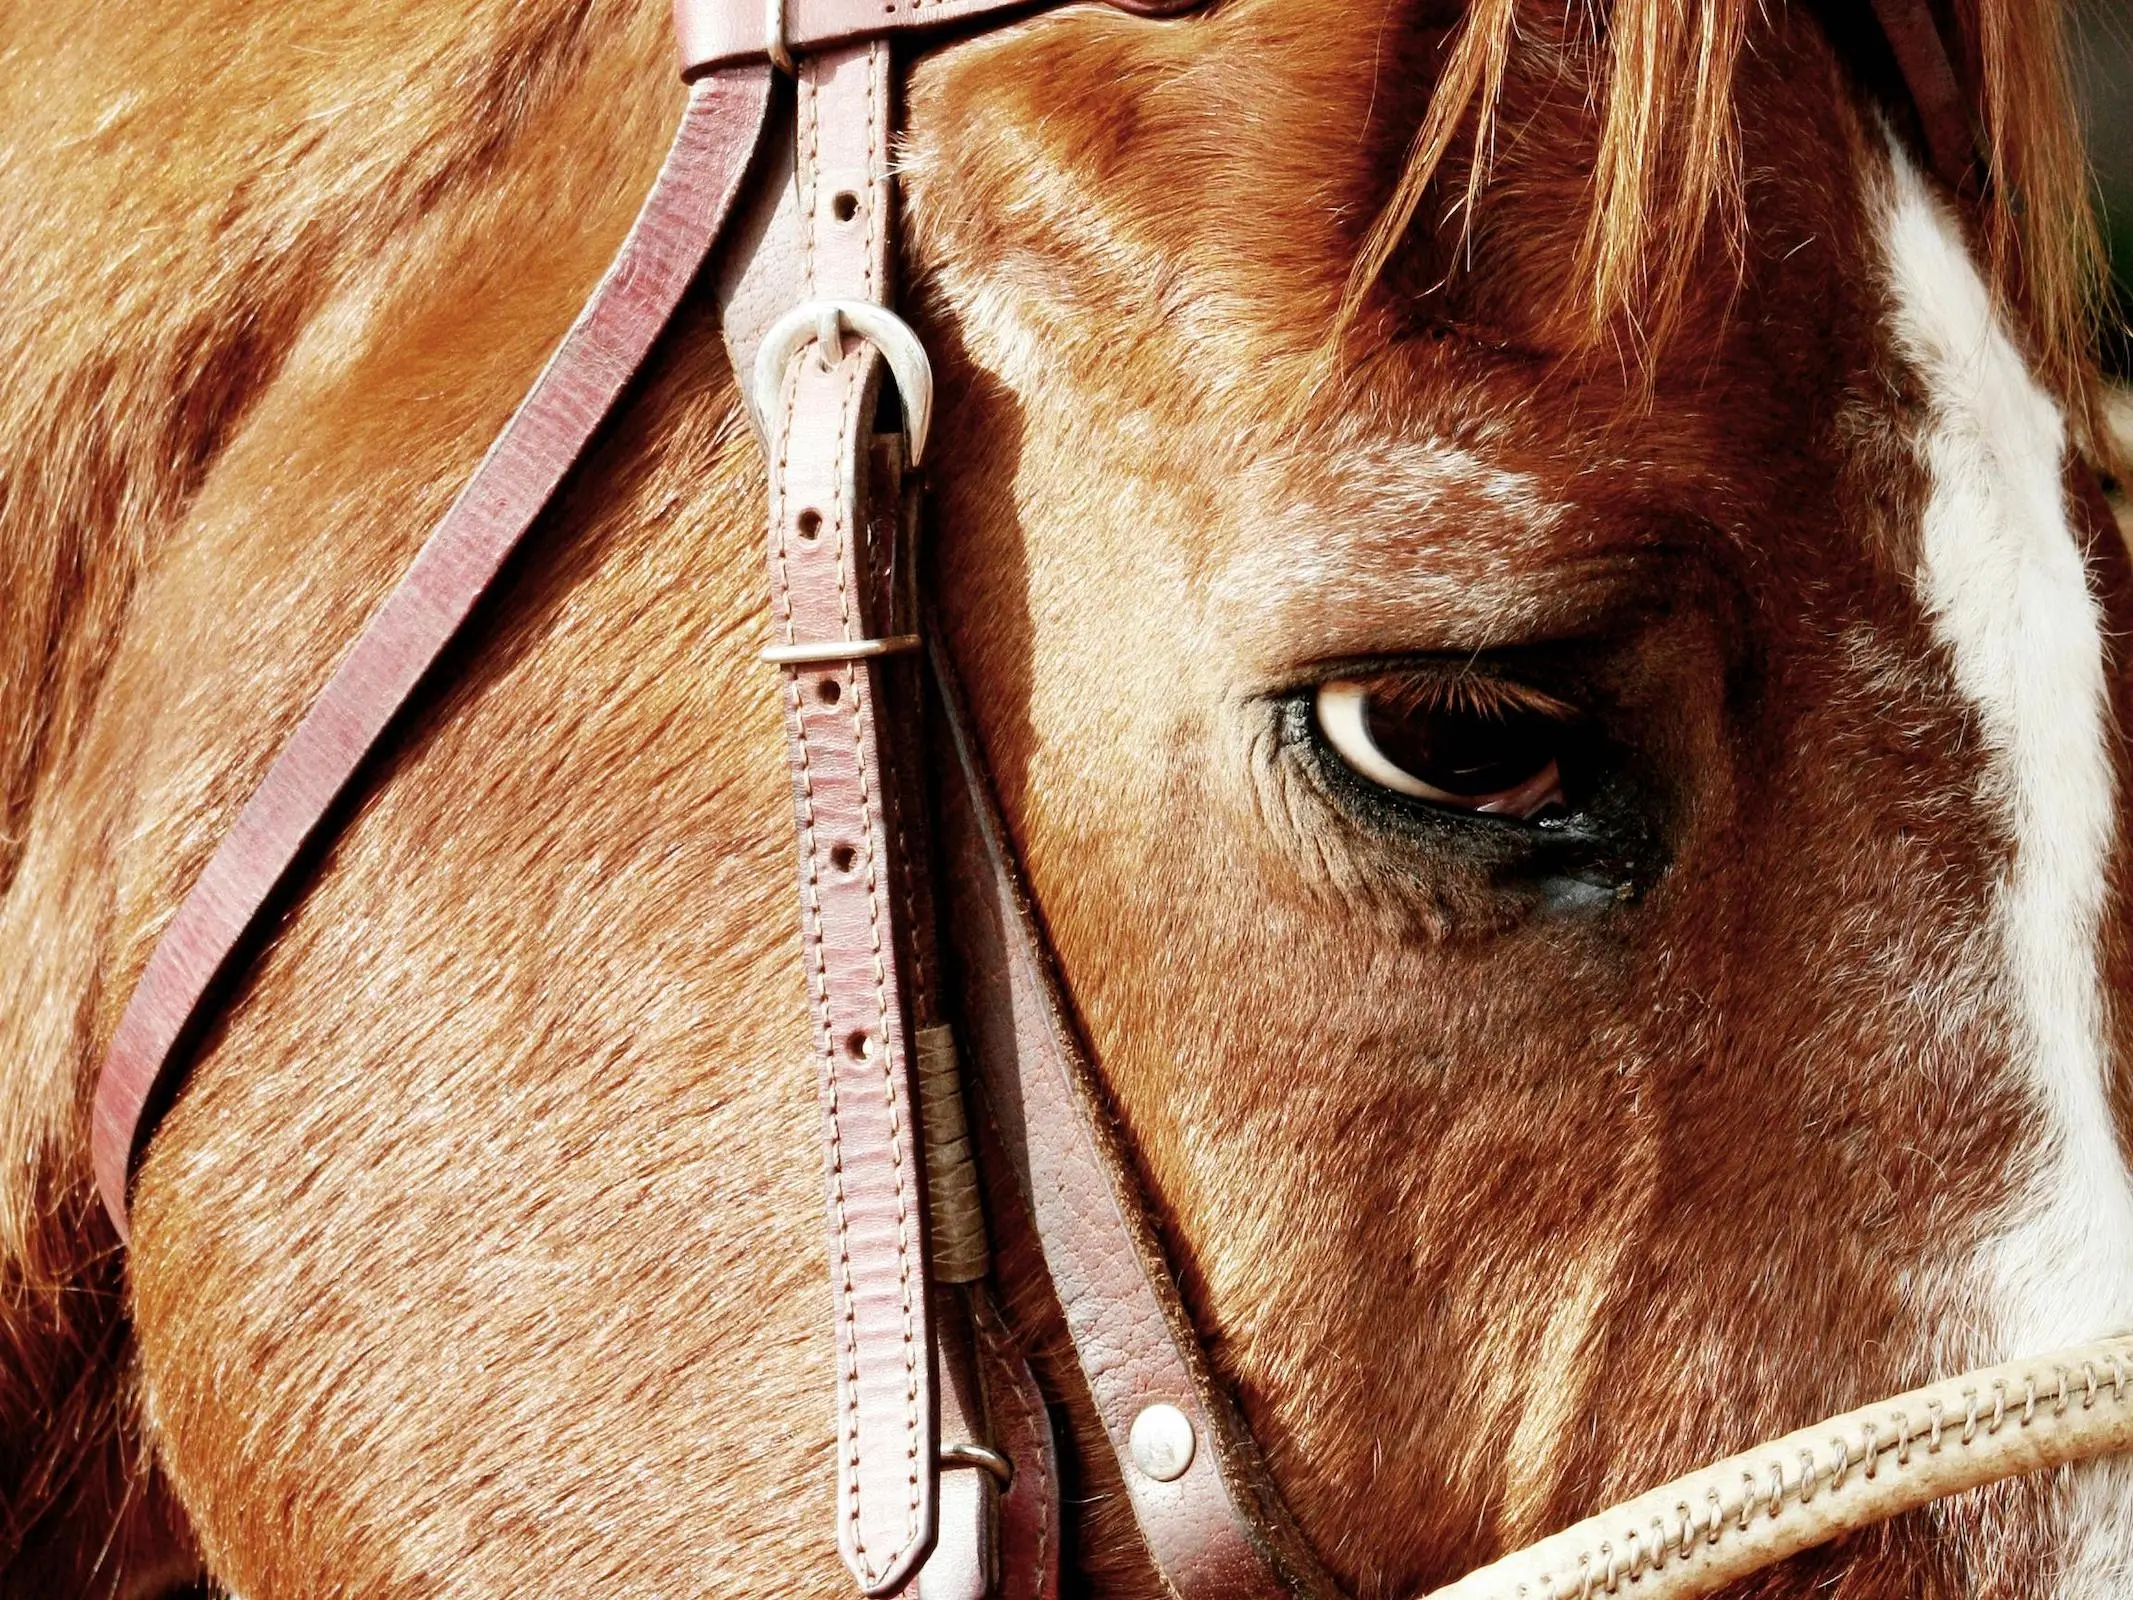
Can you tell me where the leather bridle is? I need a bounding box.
[85,3,2133,1598]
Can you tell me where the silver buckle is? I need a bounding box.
[940,1443,1013,1487]
[753,300,934,467]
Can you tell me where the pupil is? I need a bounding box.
[1363,689,1559,798]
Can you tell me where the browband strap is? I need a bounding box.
[672,0,1204,77]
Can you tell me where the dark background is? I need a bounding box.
[2074,0,2131,378]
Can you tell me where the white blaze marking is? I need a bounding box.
[1881,145,2133,1592]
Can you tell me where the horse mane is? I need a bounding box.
[1340,0,2111,454]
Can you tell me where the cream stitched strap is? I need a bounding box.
[1428,1335,2133,1600]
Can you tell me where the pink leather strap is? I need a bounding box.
[759,42,940,1595]
[928,641,1331,1600]
[968,1292,1060,1600]
[924,1291,997,1600]
[89,65,775,1240]
[674,0,1203,78]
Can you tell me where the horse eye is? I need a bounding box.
[1313,675,1570,820]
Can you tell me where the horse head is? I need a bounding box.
[0,0,2123,1596]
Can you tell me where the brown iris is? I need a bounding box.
[1313,672,1572,819]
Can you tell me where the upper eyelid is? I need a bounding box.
[1284,657,1585,719]
[1218,528,1715,704]
[1218,537,1688,690]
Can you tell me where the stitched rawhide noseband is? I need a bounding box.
[90,2,2133,1597]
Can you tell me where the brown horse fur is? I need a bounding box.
[0,0,2126,1596]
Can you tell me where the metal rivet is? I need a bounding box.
[1130,1403,1196,1483]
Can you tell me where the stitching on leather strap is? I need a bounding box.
[1030,1376,1053,1598]
[800,66,821,294]
[864,44,926,1027]
[867,42,927,1024]
[780,47,929,1587]
[863,46,883,300]
[849,46,923,1553]
[829,355,924,1557]
[893,789,930,1019]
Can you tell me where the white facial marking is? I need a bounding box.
[1881,144,2133,1592]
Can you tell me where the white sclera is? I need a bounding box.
[1314,679,1442,799]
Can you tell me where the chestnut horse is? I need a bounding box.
[0,0,2126,1595]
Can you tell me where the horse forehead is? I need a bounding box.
[903,0,1475,338]
[904,0,1872,386]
